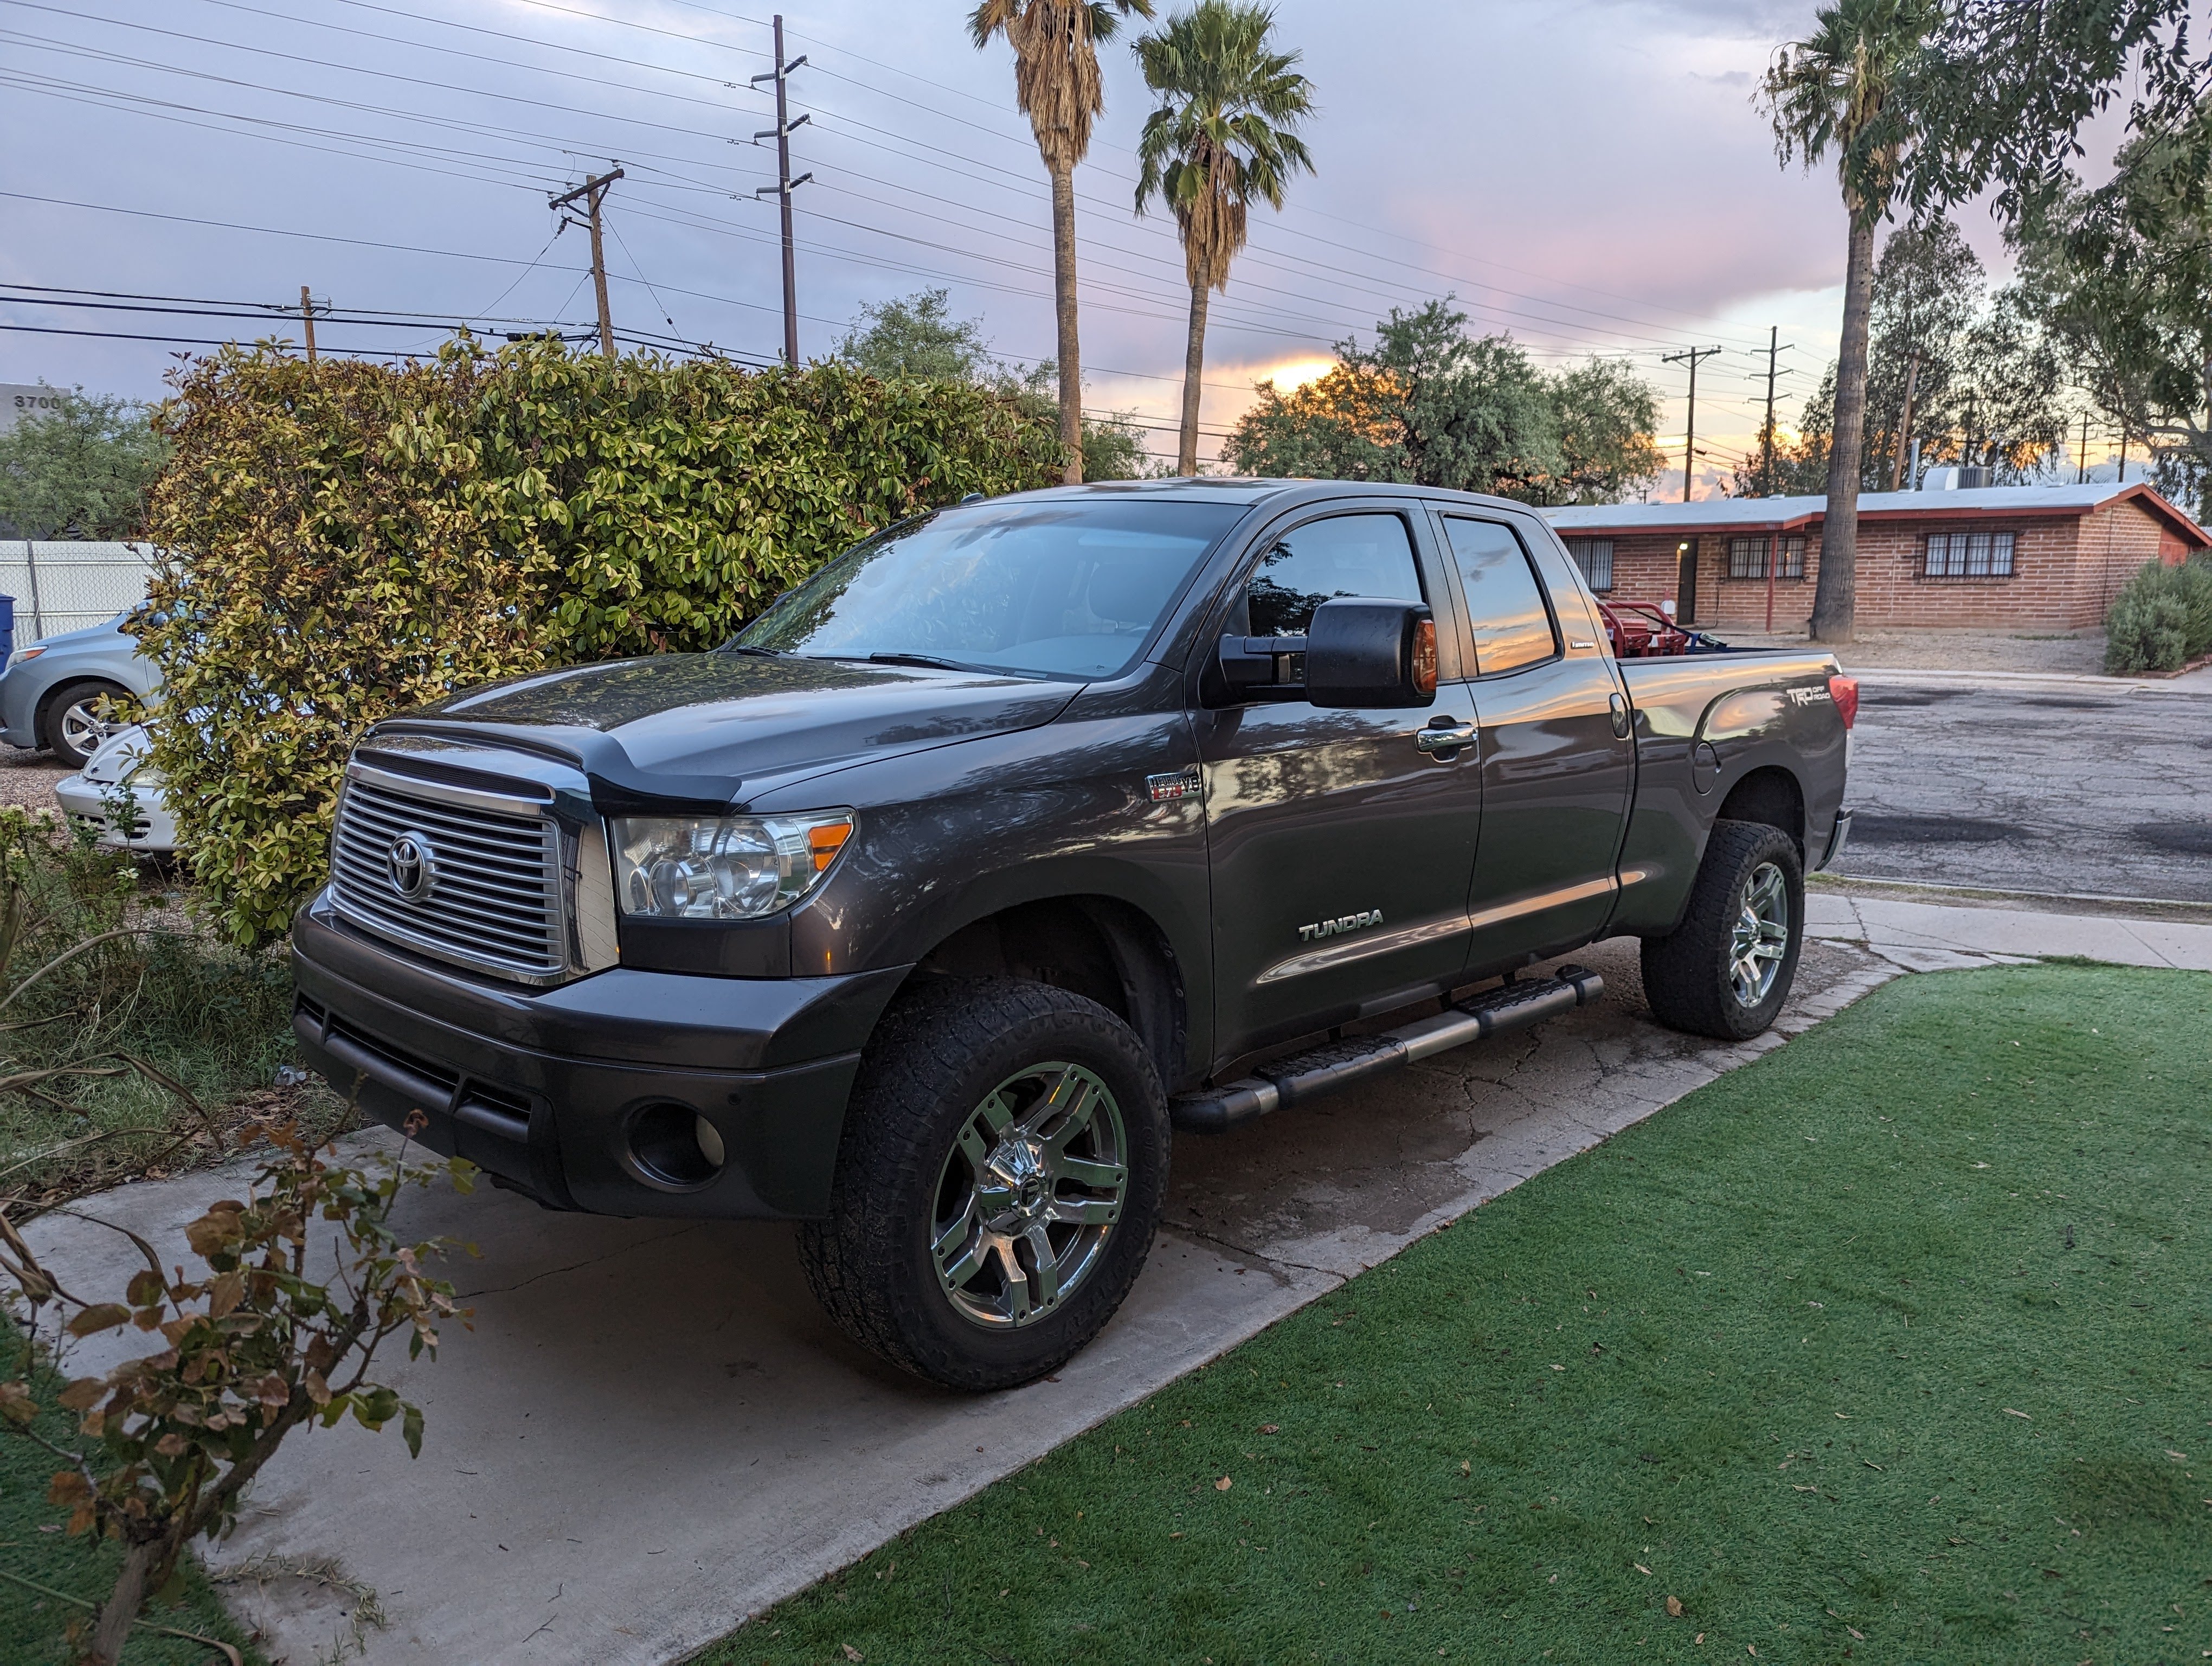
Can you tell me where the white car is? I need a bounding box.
[54,723,177,853]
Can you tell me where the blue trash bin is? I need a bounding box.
[0,595,14,667]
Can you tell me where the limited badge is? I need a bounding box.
[1146,766,1202,803]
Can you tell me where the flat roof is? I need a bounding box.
[1539,481,2209,546]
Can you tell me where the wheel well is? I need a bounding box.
[907,897,1189,1090]
[1715,766,1804,855]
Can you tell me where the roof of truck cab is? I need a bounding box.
[993,478,1538,514]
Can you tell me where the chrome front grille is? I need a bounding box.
[330,769,568,983]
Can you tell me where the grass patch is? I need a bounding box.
[722,965,2212,1665]
[1,1324,259,1665]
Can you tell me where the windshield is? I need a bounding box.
[734,498,1246,680]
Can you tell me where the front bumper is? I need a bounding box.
[291,892,906,1219]
[55,773,178,853]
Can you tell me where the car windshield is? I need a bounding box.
[734,498,1246,680]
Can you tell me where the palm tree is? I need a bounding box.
[972,0,1154,485]
[1134,1,1314,476]
[1762,0,1935,643]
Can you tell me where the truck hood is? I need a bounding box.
[380,651,1078,808]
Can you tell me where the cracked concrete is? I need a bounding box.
[24,886,2198,1666]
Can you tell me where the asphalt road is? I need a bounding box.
[1829,680,2212,902]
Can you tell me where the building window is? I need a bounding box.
[1924,529,2016,578]
[1564,537,1613,592]
[1725,535,1806,580]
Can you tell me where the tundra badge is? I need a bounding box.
[1299,909,1383,943]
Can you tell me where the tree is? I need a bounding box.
[1763,0,1940,643]
[835,287,994,382]
[2015,111,2212,521]
[835,288,1153,479]
[1223,299,1663,504]
[0,387,170,540]
[1762,216,2069,495]
[1536,357,1668,505]
[1133,0,1314,476]
[971,0,1155,486]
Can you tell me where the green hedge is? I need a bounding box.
[132,340,1063,945]
[2103,552,2212,674]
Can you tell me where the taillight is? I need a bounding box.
[1828,675,1860,730]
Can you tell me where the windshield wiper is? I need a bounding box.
[863,652,1045,679]
[723,643,783,658]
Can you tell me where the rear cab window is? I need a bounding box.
[1438,516,1559,676]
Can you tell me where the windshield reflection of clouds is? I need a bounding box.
[738,501,1244,681]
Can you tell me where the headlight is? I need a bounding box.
[4,645,44,671]
[612,811,854,921]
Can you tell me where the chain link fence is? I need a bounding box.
[0,541,160,643]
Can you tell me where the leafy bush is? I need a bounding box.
[134,339,1063,946]
[2,1123,472,1666]
[2104,554,2212,674]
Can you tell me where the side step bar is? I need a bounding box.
[1171,965,1604,1135]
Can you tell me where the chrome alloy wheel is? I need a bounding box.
[930,1061,1129,1329]
[58,698,118,763]
[1729,860,1790,1007]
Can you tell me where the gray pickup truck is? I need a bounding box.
[291,479,1855,1389]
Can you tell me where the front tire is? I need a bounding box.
[1639,819,1805,1041]
[41,679,133,768]
[798,977,1169,1391]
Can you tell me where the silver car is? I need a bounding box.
[0,613,160,767]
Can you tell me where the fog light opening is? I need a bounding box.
[628,1101,724,1188]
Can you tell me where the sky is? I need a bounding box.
[0,0,2050,489]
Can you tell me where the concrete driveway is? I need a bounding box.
[1828,672,2212,902]
[25,934,1900,1666]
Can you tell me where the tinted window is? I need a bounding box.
[1243,512,1423,637]
[738,499,1245,679]
[1443,517,1557,674]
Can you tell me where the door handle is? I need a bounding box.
[1608,692,1631,738]
[1416,721,1478,754]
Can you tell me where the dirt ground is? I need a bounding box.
[0,744,67,812]
[1720,625,2108,675]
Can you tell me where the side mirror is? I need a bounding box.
[1307,599,1437,708]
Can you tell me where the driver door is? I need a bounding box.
[1194,506,1484,1063]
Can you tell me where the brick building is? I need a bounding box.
[1538,482,2207,633]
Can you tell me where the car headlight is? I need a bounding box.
[612,811,854,921]
[4,645,44,672]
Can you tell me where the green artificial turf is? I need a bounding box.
[1,1322,260,1665]
[719,965,2212,1665]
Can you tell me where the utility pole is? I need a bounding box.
[299,285,318,363]
[1759,327,1778,496]
[751,16,814,369]
[1662,345,1723,503]
[550,168,625,356]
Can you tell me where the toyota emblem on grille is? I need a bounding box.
[385,831,437,902]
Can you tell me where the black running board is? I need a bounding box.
[1171,965,1604,1134]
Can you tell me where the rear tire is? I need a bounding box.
[40,679,132,768]
[797,977,1169,1391]
[1639,819,1805,1041]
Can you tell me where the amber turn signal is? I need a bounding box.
[808,821,853,872]
[1411,617,1438,697]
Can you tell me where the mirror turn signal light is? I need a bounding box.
[1412,618,1438,697]
[1828,675,1860,730]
